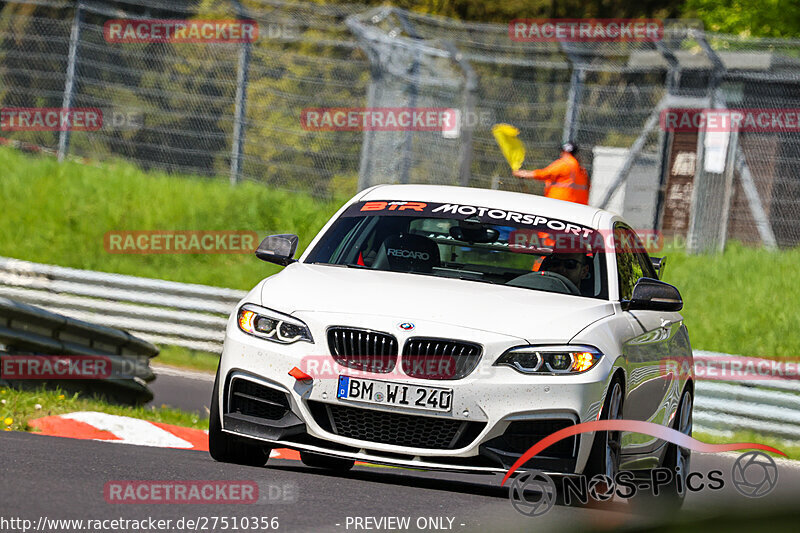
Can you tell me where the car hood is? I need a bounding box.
[258,263,614,342]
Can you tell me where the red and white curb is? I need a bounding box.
[28,411,300,461]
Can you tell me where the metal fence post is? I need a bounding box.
[653,41,682,229]
[599,108,661,209]
[686,126,705,254]
[717,128,739,252]
[57,1,83,162]
[695,31,778,251]
[230,1,251,185]
[458,77,477,187]
[562,67,584,144]
[396,9,420,185]
[560,43,584,144]
[356,78,378,191]
[441,43,477,187]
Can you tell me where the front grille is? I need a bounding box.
[401,338,482,380]
[327,327,398,373]
[308,400,485,449]
[228,378,290,420]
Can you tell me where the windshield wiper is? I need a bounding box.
[428,271,499,285]
[449,276,499,285]
[312,262,371,270]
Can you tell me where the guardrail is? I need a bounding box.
[0,257,798,440]
[693,350,800,441]
[0,296,159,403]
[0,256,246,354]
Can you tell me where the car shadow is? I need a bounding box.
[265,460,632,514]
[267,460,508,499]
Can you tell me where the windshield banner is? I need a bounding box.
[341,201,649,253]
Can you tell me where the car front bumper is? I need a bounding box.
[217,310,617,474]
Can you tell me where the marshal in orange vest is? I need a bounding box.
[513,142,590,205]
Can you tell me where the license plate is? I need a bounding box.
[336,375,453,413]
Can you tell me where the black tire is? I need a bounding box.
[563,378,623,508]
[300,451,355,471]
[208,366,272,467]
[585,377,624,483]
[630,387,693,513]
[655,388,693,506]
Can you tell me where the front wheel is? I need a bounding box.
[631,387,693,513]
[585,378,624,484]
[657,388,693,505]
[209,366,272,467]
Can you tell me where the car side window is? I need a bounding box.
[625,228,658,280]
[635,248,658,280]
[614,225,644,301]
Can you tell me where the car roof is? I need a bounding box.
[357,184,605,228]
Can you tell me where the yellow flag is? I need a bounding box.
[491,123,525,171]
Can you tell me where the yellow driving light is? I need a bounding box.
[572,351,596,373]
[238,309,256,333]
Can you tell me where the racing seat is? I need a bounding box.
[372,233,440,274]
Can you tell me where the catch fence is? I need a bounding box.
[1,0,799,251]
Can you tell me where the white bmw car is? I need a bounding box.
[210,184,693,496]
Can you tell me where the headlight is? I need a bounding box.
[494,345,602,374]
[237,304,313,344]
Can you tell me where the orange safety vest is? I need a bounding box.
[532,153,590,205]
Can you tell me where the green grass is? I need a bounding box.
[694,430,800,460]
[1,146,799,360]
[0,146,344,289]
[157,346,219,373]
[660,242,800,359]
[0,385,208,432]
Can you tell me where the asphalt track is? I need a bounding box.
[149,365,215,415]
[2,367,799,533]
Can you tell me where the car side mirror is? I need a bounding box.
[624,277,683,312]
[255,234,299,266]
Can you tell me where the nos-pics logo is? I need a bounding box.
[503,420,782,517]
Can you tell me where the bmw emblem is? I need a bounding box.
[398,322,415,331]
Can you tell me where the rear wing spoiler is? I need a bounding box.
[651,256,666,279]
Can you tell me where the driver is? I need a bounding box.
[540,252,591,290]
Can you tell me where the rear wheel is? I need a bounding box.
[300,451,355,471]
[209,366,272,467]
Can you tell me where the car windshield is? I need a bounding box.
[305,200,608,299]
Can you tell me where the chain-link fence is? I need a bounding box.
[1,0,799,251]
